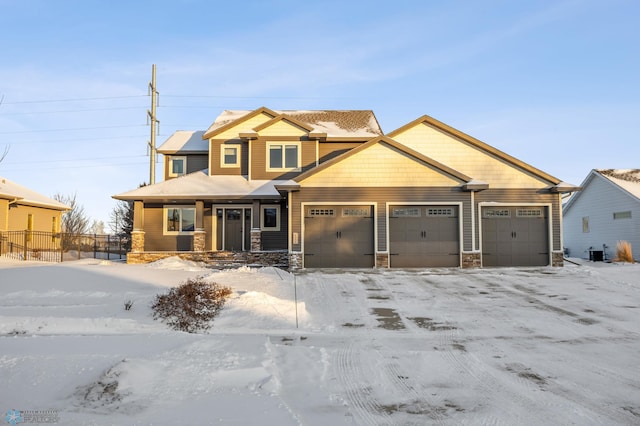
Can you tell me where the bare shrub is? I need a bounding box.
[151,277,232,333]
[615,240,634,263]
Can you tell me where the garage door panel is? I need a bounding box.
[482,206,549,267]
[390,205,459,268]
[304,206,374,268]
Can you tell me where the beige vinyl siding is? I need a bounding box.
[257,121,308,137]
[475,189,562,251]
[210,140,248,176]
[6,205,63,233]
[291,187,472,253]
[302,143,461,187]
[215,113,273,139]
[251,139,317,180]
[393,123,550,188]
[143,204,193,251]
[318,141,364,163]
[0,199,8,230]
[142,204,213,251]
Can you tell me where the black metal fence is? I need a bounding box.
[0,231,130,263]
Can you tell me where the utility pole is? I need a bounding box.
[147,64,159,184]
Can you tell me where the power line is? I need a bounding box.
[1,95,147,104]
[2,154,147,165]
[0,124,147,134]
[0,106,147,116]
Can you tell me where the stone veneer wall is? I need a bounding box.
[461,252,482,268]
[127,250,289,268]
[376,253,389,268]
[552,251,564,267]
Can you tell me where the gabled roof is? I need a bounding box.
[0,176,69,210]
[157,130,207,154]
[113,170,293,202]
[253,114,315,133]
[203,107,278,139]
[564,169,640,212]
[388,114,562,185]
[294,135,472,185]
[203,107,383,140]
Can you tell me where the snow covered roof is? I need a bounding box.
[204,108,383,139]
[113,171,293,201]
[597,169,640,199]
[0,176,69,210]
[157,130,207,153]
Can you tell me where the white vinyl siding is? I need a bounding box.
[563,174,640,260]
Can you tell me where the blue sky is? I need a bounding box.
[1,0,639,227]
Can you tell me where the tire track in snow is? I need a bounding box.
[333,339,391,425]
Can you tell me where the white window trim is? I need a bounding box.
[261,205,281,231]
[220,144,240,168]
[168,156,187,177]
[163,205,196,235]
[266,142,301,172]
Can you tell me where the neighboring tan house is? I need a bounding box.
[0,176,69,234]
[563,169,640,261]
[114,107,578,268]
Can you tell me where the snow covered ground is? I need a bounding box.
[1,257,639,425]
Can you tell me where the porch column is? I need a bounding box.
[193,200,206,252]
[251,200,262,252]
[131,200,145,252]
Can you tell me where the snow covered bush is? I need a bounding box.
[151,277,232,333]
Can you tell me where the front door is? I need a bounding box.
[225,209,243,251]
[215,207,251,251]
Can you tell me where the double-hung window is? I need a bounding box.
[267,142,300,171]
[164,206,195,234]
[221,145,240,168]
[169,156,186,177]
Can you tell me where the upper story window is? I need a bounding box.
[169,156,186,177]
[613,211,632,220]
[267,142,300,172]
[221,145,240,168]
[164,206,195,234]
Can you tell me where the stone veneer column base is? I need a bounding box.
[193,229,206,252]
[288,252,302,271]
[376,253,389,268]
[250,229,262,252]
[131,230,145,253]
[552,251,564,267]
[461,252,482,268]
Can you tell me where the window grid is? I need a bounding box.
[309,208,335,217]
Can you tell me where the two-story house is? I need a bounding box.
[113,107,578,268]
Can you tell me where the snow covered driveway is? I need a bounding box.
[1,259,639,425]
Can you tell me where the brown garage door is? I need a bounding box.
[482,206,549,267]
[304,205,374,268]
[389,205,460,267]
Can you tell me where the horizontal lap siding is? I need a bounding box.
[251,140,316,180]
[209,140,247,176]
[474,189,562,251]
[291,187,472,252]
[318,142,361,164]
[261,201,288,250]
[144,205,192,251]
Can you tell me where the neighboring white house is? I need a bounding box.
[563,169,640,261]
